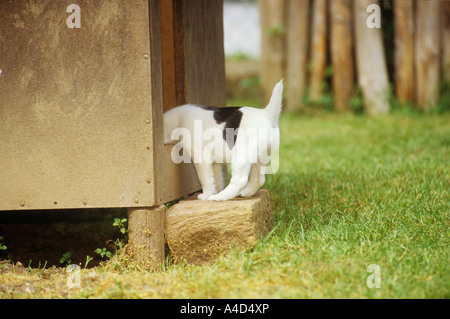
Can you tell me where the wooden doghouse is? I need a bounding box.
[0,0,225,268]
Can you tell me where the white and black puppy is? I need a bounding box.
[164,80,283,201]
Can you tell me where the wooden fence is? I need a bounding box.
[259,0,449,114]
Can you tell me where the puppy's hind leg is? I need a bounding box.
[195,163,217,200]
[208,161,251,201]
[239,163,265,198]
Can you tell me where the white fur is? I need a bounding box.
[164,80,283,201]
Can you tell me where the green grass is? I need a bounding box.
[265,112,449,298]
[1,112,448,298]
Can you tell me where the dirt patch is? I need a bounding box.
[0,208,127,269]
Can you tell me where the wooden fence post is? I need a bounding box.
[354,0,389,115]
[415,0,441,110]
[259,0,286,106]
[443,1,450,82]
[128,206,166,270]
[394,0,414,104]
[330,0,354,112]
[285,0,310,111]
[309,0,328,102]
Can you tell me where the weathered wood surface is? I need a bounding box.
[415,0,441,110]
[259,0,286,106]
[354,0,389,115]
[285,0,310,111]
[0,0,162,209]
[309,0,328,103]
[330,0,354,112]
[443,1,450,82]
[394,0,414,104]
[128,205,166,270]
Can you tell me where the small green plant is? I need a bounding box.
[95,247,112,259]
[84,255,93,268]
[94,218,127,262]
[0,236,7,251]
[60,251,72,266]
[27,260,33,271]
[113,218,127,235]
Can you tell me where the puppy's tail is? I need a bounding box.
[264,79,283,126]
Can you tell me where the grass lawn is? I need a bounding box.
[1,112,448,298]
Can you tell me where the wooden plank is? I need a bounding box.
[173,0,188,106]
[157,0,225,203]
[183,0,226,106]
[158,145,201,203]
[0,0,160,210]
[128,205,166,270]
[160,0,177,112]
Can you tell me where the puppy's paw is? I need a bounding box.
[197,193,212,200]
[239,187,258,198]
[207,193,230,202]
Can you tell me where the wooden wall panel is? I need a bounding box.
[158,0,226,203]
[183,0,226,106]
[0,0,160,209]
[0,0,225,209]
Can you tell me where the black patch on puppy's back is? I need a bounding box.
[195,105,243,148]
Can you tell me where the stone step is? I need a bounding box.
[165,189,273,265]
